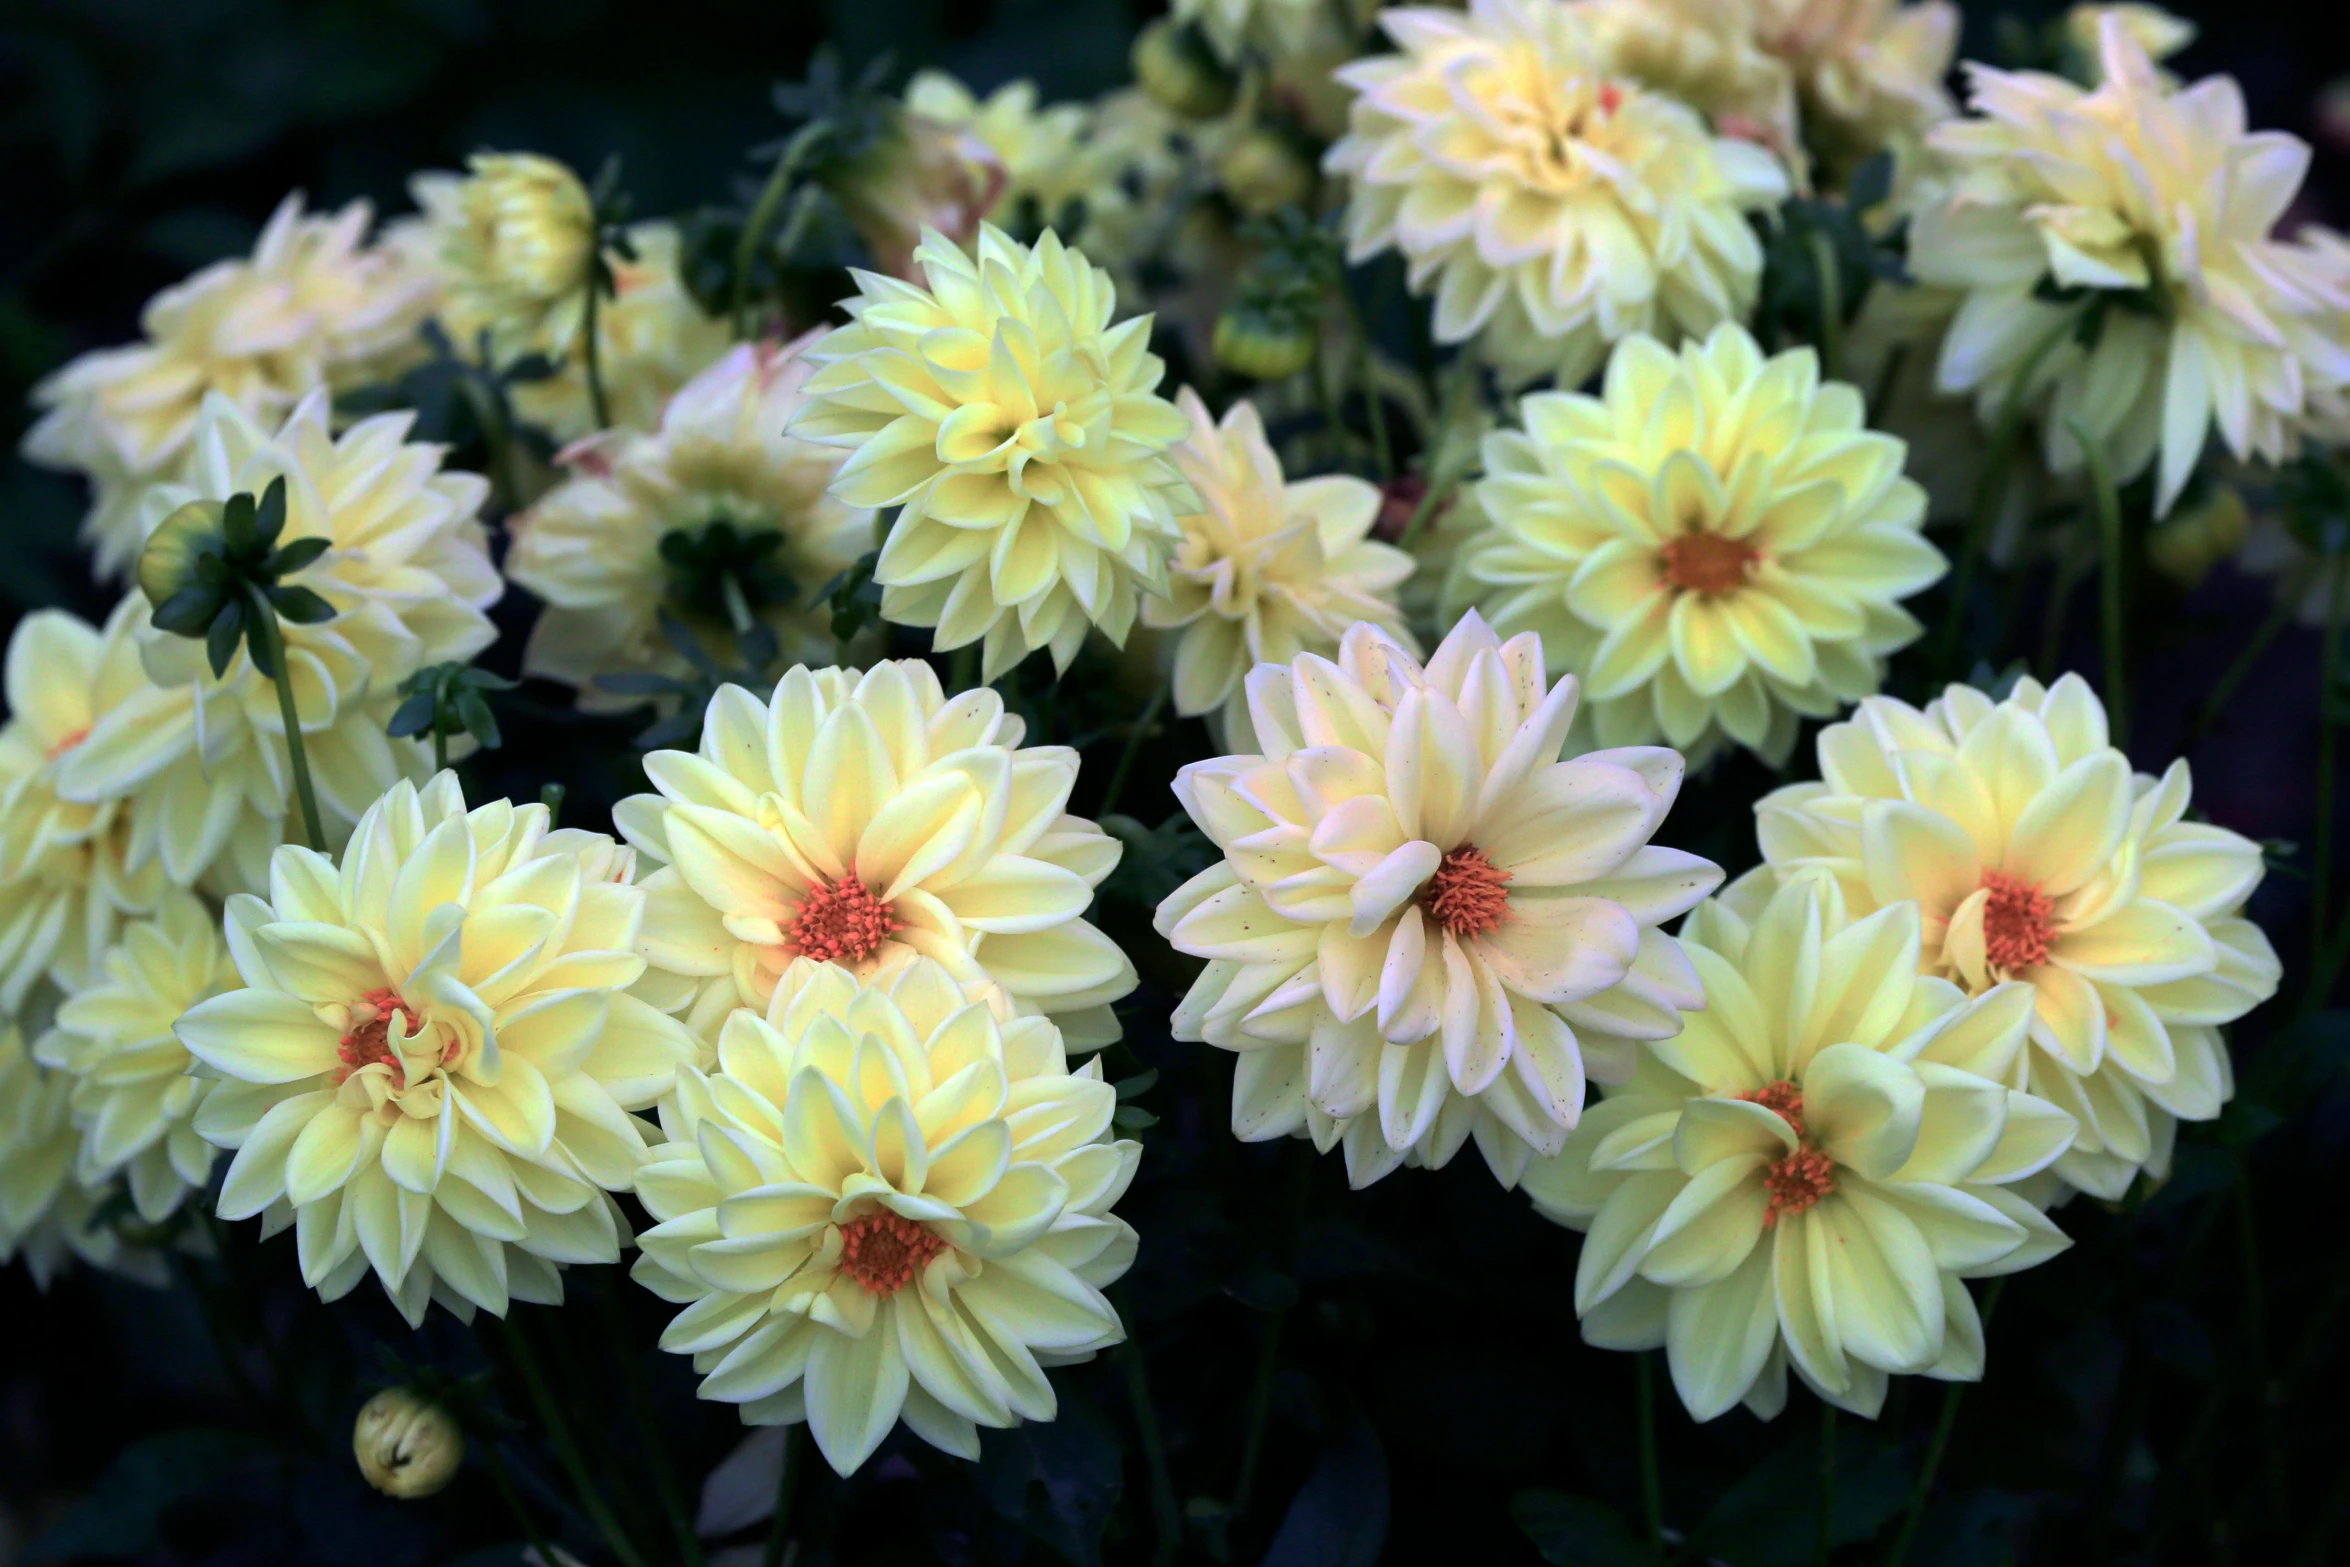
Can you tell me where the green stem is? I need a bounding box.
[1122,1340,1182,1567]
[431,678,450,774]
[1883,1279,2003,1567]
[1316,329,1352,468]
[2074,415,2130,753]
[480,1436,564,1567]
[582,274,613,431]
[761,1426,802,1567]
[1341,290,1393,479]
[245,585,326,852]
[948,641,981,695]
[2312,553,2348,983]
[734,128,817,337]
[1099,679,1171,819]
[597,1283,706,1567]
[2190,589,2297,752]
[1635,1353,1664,1552]
[1808,229,1844,384]
[1818,1401,1838,1567]
[501,1317,653,1567]
[1230,1307,1284,1529]
[1936,315,2073,678]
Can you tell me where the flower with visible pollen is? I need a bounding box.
[1323,0,1789,388]
[174,773,698,1325]
[1153,613,1725,1189]
[788,224,1192,681]
[1523,872,2077,1421]
[1746,674,2282,1198]
[1448,325,1945,766]
[1145,390,1417,739]
[616,658,1136,1048]
[630,956,1139,1475]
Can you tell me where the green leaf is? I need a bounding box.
[204,597,245,679]
[387,690,438,738]
[269,535,331,575]
[455,687,501,749]
[1111,1105,1158,1131]
[220,489,258,554]
[151,584,224,637]
[253,475,288,548]
[269,584,337,624]
[1511,1492,1660,1567]
[1113,1068,1159,1101]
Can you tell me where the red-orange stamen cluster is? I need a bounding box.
[839,1212,946,1298]
[1662,533,1757,597]
[1740,1079,1808,1138]
[789,875,902,965]
[1981,870,2055,972]
[1741,1080,1835,1227]
[1597,82,1625,116]
[1422,847,1512,937]
[337,988,422,1085]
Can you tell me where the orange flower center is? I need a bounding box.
[1662,533,1757,597]
[1422,847,1512,937]
[789,875,903,965]
[1740,1078,1808,1138]
[337,988,425,1086]
[1740,1080,1835,1227]
[1981,871,2055,972]
[838,1211,946,1298]
[45,725,90,760]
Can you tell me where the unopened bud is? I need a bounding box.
[136,500,226,609]
[1214,304,1318,382]
[2147,487,2250,590]
[1134,19,1239,121]
[1215,128,1315,218]
[354,1387,465,1499]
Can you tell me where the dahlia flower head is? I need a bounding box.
[21,193,439,577]
[790,225,1193,681]
[903,75,1138,264]
[1146,389,1417,738]
[1910,11,2350,515]
[1324,0,1789,388]
[0,1019,164,1288]
[411,154,597,359]
[1175,0,1379,65]
[176,774,698,1325]
[1523,872,2075,1422]
[49,392,500,896]
[617,659,1136,1049]
[508,334,877,709]
[633,956,1139,1475]
[1155,613,1725,1189]
[1450,325,1945,767]
[1748,675,2280,1198]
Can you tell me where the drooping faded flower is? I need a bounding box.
[1450,325,1944,766]
[618,659,1135,1047]
[1155,614,1724,1188]
[1749,675,2280,1198]
[1324,0,1789,387]
[1146,389,1416,737]
[633,956,1138,1474]
[790,225,1192,680]
[176,774,698,1324]
[1523,873,2075,1421]
[508,335,877,707]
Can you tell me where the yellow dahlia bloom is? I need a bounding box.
[633,956,1138,1474]
[1763,0,1958,174]
[34,891,230,1223]
[176,774,697,1324]
[1450,325,1944,766]
[22,193,438,577]
[413,153,597,358]
[0,1020,159,1287]
[1325,0,1789,387]
[1145,389,1417,736]
[790,226,1191,680]
[1911,13,2350,514]
[508,334,877,708]
[1175,0,1376,64]
[1155,613,1724,1188]
[2064,5,2195,79]
[902,74,1134,258]
[1750,675,2282,1198]
[1523,872,2075,1420]
[51,392,499,893]
[617,659,1135,1046]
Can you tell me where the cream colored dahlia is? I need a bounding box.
[789,225,1191,680]
[411,153,597,360]
[1749,675,2281,1198]
[1761,0,1958,173]
[617,659,1135,1046]
[1175,0,1374,64]
[1523,872,2075,1420]
[50,392,499,894]
[1146,389,1416,737]
[1911,13,2350,514]
[509,334,877,707]
[22,193,438,577]
[0,1020,157,1287]
[1450,325,1944,766]
[176,773,698,1324]
[903,74,1134,258]
[1154,613,1724,1188]
[1325,0,1789,387]
[633,955,1138,1474]
[34,891,231,1223]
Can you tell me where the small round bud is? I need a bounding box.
[137,500,227,608]
[456,153,598,307]
[1214,128,1315,218]
[1214,303,1318,382]
[1133,19,1239,121]
[353,1387,465,1499]
[2146,486,2250,590]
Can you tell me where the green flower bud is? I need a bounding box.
[1215,127,1316,219]
[353,1387,465,1500]
[136,500,227,612]
[2147,486,2250,590]
[1214,303,1318,382]
[1133,18,1239,121]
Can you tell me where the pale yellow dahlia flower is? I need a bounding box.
[2063,5,2195,79]
[903,74,1134,258]
[508,334,877,708]
[1325,0,1789,387]
[176,773,698,1325]
[1749,675,2281,1198]
[790,225,1192,680]
[22,193,439,577]
[34,891,231,1223]
[1146,389,1417,736]
[412,153,598,359]
[1911,13,2350,515]
[0,1019,160,1287]
[1449,325,1944,766]
[617,659,1135,1047]
[1175,0,1378,64]
[1155,613,1724,1188]
[633,955,1138,1474]
[1523,872,2075,1420]
[50,392,499,894]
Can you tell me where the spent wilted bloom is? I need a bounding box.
[1324,0,1789,387]
[508,334,876,708]
[353,1387,466,1499]
[1155,614,1724,1189]
[21,193,438,578]
[1449,325,1945,766]
[633,956,1139,1475]
[176,773,697,1325]
[1523,873,2076,1421]
[1748,675,2281,1198]
[618,659,1136,1046]
[790,225,1192,681]
[1145,389,1417,737]
[0,1020,158,1287]
[1911,12,2350,514]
